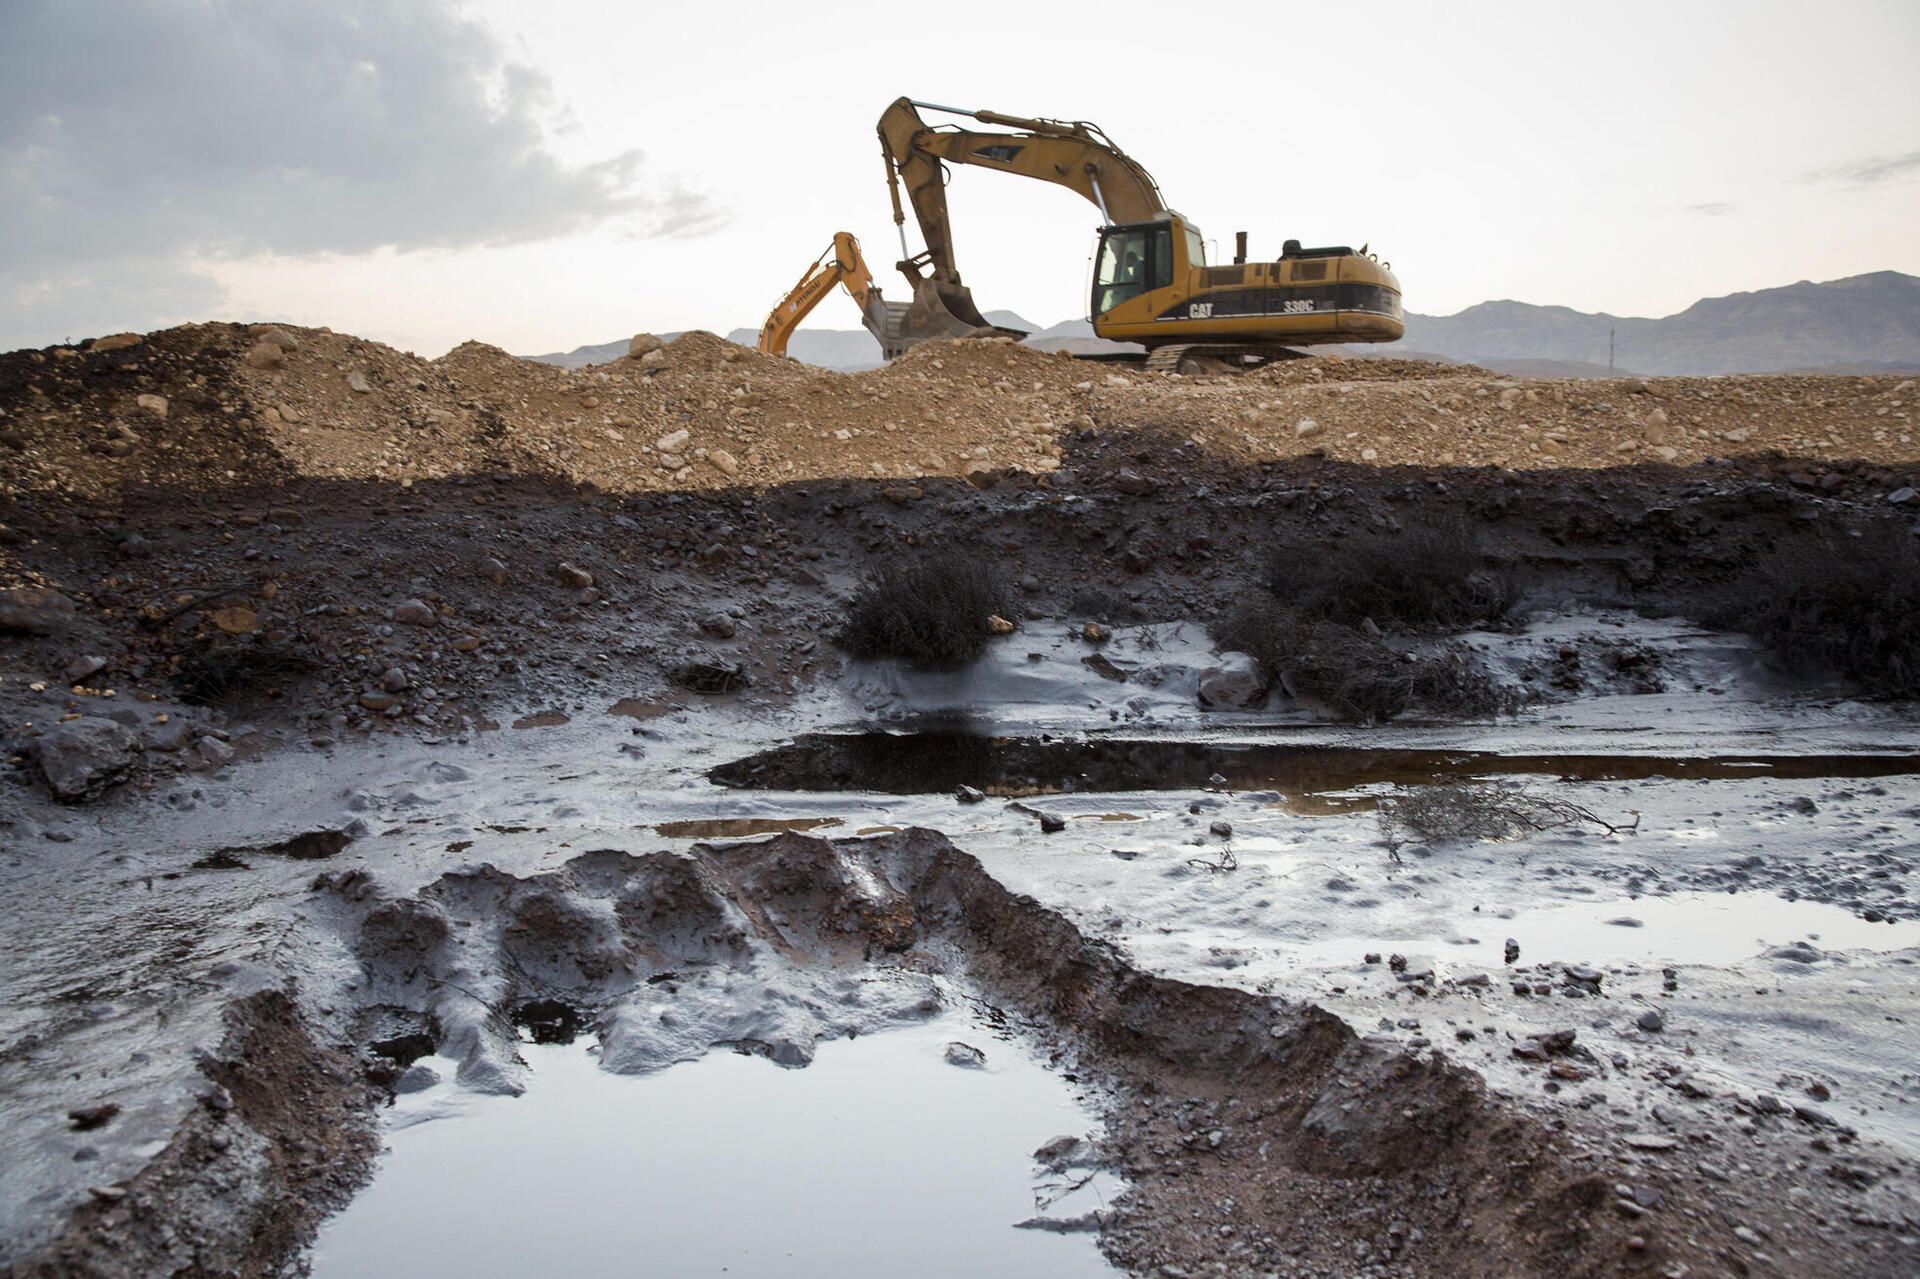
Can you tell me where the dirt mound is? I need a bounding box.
[6,322,1913,508]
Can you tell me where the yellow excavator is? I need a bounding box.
[878,97,1402,369]
[759,98,1402,369]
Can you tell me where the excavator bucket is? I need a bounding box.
[898,278,1027,350]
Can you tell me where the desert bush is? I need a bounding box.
[1213,599,1509,722]
[1694,524,1920,699]
[173,640,317,707]
[1377,783,1634,851]
[833,552,1014,666]
[1265,517,1513,632]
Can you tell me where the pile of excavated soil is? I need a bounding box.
[2,323,1915,506]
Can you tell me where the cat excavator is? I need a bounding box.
[758,98,1403,369]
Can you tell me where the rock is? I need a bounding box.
[1037,811,1067,833]
[245,342,284,369]
[986,614,1015,635]
[628,333,665,359]
[698,613,736,639]
[135,393,168,418]
[1513,1028,1578,1060]
[882,486,922,506]
[944,1041,987,1068]
[144,718,193,752]
[555,562,594,590]
[0,588,77,634]
[32,717,141,803]
[346,370,372,394]
[1196,651,1269,710]
[1504,938,1520,964]
[379,667,410,693]
[1208,820,1233,838]
[64,655,108,683]
[392,599,436,627]
[1765,941,1824,964]
[1111,468,1157,496]
[478,557,509,584]
[1637,1008,1665,1033]
[1890,487,1918,505]
[67,1103,121,1130]
[707,449,739,477]
[254,326,299,351]
[955,785,986,804]
[393,1063,441,1094]
[357,691,396,712]
[1295,417,1322,438]
[639,348,666,368]
[196,737,234,767]
[1081,622,1111,643]
[88,333,142,353]
[656,429,691,453]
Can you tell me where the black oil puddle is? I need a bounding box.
[710,732,1920,796]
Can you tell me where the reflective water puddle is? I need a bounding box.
[712,733,1920,797]
[312,1013,1118,1279]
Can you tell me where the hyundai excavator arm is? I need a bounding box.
[757,232,899,359]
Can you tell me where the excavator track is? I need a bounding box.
[1143,343,1311,374]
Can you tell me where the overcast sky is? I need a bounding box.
[4,0,1916,356]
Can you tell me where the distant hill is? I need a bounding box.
[526,271,1920,376]
[1400,271,1920,376]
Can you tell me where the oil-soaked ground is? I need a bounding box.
[6,450,1920,1278]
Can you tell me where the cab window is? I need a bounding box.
[1094,230,1149,315]
[1151,227,1174,288]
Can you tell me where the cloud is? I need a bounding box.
[1805,150,1920,186]
[1688,202,1736,216]
[0,0,724,347]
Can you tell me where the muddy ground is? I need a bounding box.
[3,331,1919,1278]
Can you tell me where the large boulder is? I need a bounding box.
[0,588,77,635]
[1197,652,1270,710]
[32,716,142,803]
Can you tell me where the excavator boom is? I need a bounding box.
[758,232,886,358]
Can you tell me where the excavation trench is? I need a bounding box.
[281,827,1795,1279]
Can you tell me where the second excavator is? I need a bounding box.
[759,98,1405,370]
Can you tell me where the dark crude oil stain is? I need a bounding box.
[710,732,1920,797]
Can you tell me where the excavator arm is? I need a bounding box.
[876,97,1170,344]
[878,98,1168,288]
[757,232,898,359]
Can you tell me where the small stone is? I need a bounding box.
[1889,486,1918,505]
[1037,811,1067,833]
[1295,417,1322,438]
[0,588,77,636]
[64,655,108,683]
[882,485,923,506]
[1637,1008,1665,1033]
[357,691,396,712]
[196,737,234,767]
[1504,938,1520,964]
[944,1041,986,1069]
[698,614,736,639]
[135,393,168,418]
[254,326,299,351]
[955,785,986,804]
[986,614,1015,635]
[1208,820,1233,839]
[392,599,436,627]
[1196,651,1268,710]
[707,449,739,477]
[1111,468,1157,496]
[245,342,284,369]
[656,429,691,453]
[1081,622,1111,643]
[555,562,594,590]
[379,667,410,693]
[67,1103,120,1131]
[346,370,372,394]
[478,557,509,584]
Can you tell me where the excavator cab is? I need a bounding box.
[1093,217,1198,317]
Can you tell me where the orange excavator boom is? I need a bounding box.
[758,232,897,358]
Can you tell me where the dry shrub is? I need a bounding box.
[1213,600,1509,722]
[834,551,1013,666]
[173,640,318,707]
[1378,783,1634,851]
[1266,517,1513,632]
[1697,524,1920,699]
